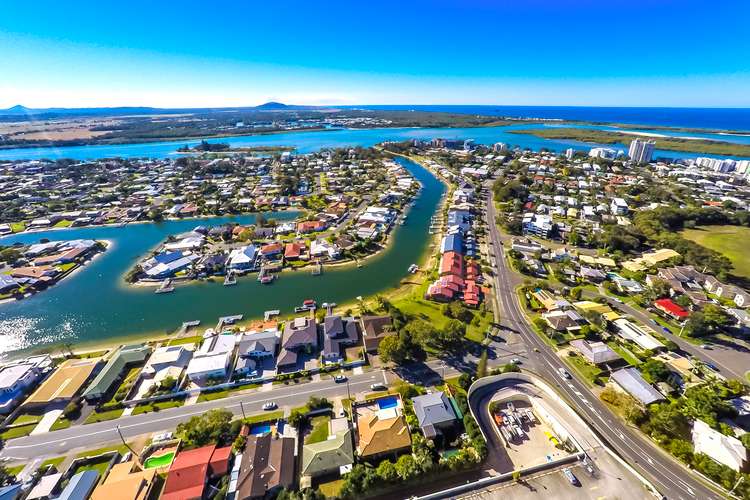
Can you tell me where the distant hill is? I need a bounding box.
[255,101,290,110]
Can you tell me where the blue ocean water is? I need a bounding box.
[353,105,750,131]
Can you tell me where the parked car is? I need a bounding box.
[510,358,522,365]
[370,383,387,391]
[563,468,580,486]
[334,375,347,383]
[153,432,173,442]
[699,344,711,350]
[263,402,278,410]
[558,367,571,379]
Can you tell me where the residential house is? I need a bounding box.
[692,419,747,471]
[236,434,295,499]
[355,396,412,459]
[186,334,237,382]
[162,445,232,500]
[138,345,191,395]
[360,315,395,353]
[610,367,665,406]
[82,344,152,401]
[235,330,280,378]
[569,339,622,366]
[0,362,43,414]
[322,316,359,362]
[412,391,458,439]
[612,318,665,351]
[56,471,99,500]
[227,245,258,272]
[654,298,690,321]
[23,357,100,408]
[278,317,318,371]
[301,419,355,480]
[542,310,583,332]
[90,461,158,500]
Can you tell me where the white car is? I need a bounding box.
[263,402,278,410]
[153,431,173,442]
[510,358,522,365]
[558,367,571,379]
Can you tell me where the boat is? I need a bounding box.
[408,264,419,274]
[155,278,175,294]
[260,274,274,284]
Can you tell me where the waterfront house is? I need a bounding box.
[321,315,359,362]
[297,220,326,234]
[412,391,458,439]
[0,362,43,414]
[227,245,258,272]
[137,345,192,396]
[283,242,307,261]
[162,445,232,500]
[187,334,237,382]
[236,433,295,499]
[310,239,340,260]
[301,418,354,481]
[360,315,395,353]
[82,344,152,402]
[278,317,318,371]
[234,329,280,378]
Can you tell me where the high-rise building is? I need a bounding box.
[565,148,575,159]
[589,147,617,159]
[628,139,656,164]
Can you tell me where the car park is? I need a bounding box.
[563,468,580,486]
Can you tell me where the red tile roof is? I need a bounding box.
[654,298,690,319]
[162,444,230,500]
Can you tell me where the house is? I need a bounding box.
[0,362,43,414]
[236,433,295,499]
[440,234,463,255]
[355,396,411,459]
[360,315,395,353]
[322,316,359,362]
[235,330,280,377]
[654,298,690,321]
[610,197,629,215]
[542,310,583,331]
[569,339,622,366]
[56,471,99,500]
[227,245,258,272]
[692,419,747,471]
[82,344,152,401]
[284,242,307,261]
[610,367,664,406]
[278,317,318,371]
[734,290,750,309]
[612,318,665,351]
[310,239,340,260]
[23,357,100,408]
[186,334,237,382]
[138,345,191,395]
[412,391,458,439]
[301,419,355,479]
[0,275,20,294]
[573,300,614,316]
[439,251,464,277]
[162,445,232,500]
[90,460,158,500]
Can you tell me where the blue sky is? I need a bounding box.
[1,0,749,108]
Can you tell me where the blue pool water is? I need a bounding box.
[250,424,272,435]
[377,396,399,410]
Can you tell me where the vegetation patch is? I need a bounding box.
[682,225,750,280]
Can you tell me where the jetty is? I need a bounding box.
[216,314,243,331]
[155,278,174,294]
[311,260,323,276]
[223,271,236,286]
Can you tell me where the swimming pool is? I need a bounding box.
[377,396,399,410]
[250,423,272,435]
[143,450,175,469]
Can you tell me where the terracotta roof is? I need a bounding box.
[357,411,411,457]
[161,445,215,500]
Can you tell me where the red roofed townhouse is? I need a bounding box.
[439,251,464,277]
[654,298,690,320]
[297,220,326,234]
[260,242,283,257]
[284,242,307,261]
[161,444,232,500]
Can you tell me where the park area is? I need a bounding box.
[682,225,750,279]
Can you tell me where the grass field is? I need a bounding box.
[85,407,125,424]
[682,225,750,280]
[305,415,331,444]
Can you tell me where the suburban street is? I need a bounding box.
[484,186,723,500]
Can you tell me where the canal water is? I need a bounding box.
[0,156,445,357]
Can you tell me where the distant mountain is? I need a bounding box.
[255,101,290,110]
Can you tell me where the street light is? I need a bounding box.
[239,401,247,419]
[116,425,140,463]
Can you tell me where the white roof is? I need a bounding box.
[692,419,747,471]
[613,318,664,351]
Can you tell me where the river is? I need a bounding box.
[0,156,445,358]
[1,123,748,162]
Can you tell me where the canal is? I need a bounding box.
[0,156,445,357]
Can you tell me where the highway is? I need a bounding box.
[484,187,723,500]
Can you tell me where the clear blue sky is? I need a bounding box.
[1,0,749,108]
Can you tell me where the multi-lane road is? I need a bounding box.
[484,187,722,500]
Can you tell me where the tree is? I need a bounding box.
[640,359,671,384]
[438,320,466,349]
[176,409,233,448]
[377,335,402,364]
[476,350,488,379]
[376,459,398,482]
[394,454,419,481]
[741,433,750,450]
[0,248,21,265]
[0,465,15,487]
[288,408,308,429]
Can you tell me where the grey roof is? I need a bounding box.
[322,316,359,357]
[282,318,318,349]
[610,367,664,405]
[412,392,457,429]
[56,470,99,500]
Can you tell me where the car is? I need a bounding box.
[263,402,278,410]
[334,375,347,383]
[153,431,173,442]
[705,363,719,372]
[662,326,672,334]
[699,344,711,350]
[563,468,580,486]
[510,358,522,365]
[370,383,387,391]
[337,408,347,418]
[558,367,571,379]
[120,452,132,463]
[533,347,540,352]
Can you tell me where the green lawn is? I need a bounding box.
[57,262,77,273]
[72,458,110,477]
[166,335,203,346]
[197,382,262,402]
[10,222,25,233]
[53,219,73,228]
[682,225,750,279]
[39,456,66,470]
[0,423,36,440]
[10,413,42,425]
[607,341,642,366]
[564,353,603,385]
[132,397,185,415]
[243,410,283,425]
[75,444,130,459]
[305,415,331,444]
[318,478,345,498]
[392,292,491,344]
[6,464,25,476]
[85,407,125,424]
[50,417,72,431]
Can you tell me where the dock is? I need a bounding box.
[155,278,175,294]
[223,271,236,286]
[311,260,323,276]
[216,314,243,331]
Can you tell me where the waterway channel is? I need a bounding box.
[0,156,445,358]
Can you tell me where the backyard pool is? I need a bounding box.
[249,423,272,435]
[143,450,175,469]
[377,396,399,410]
